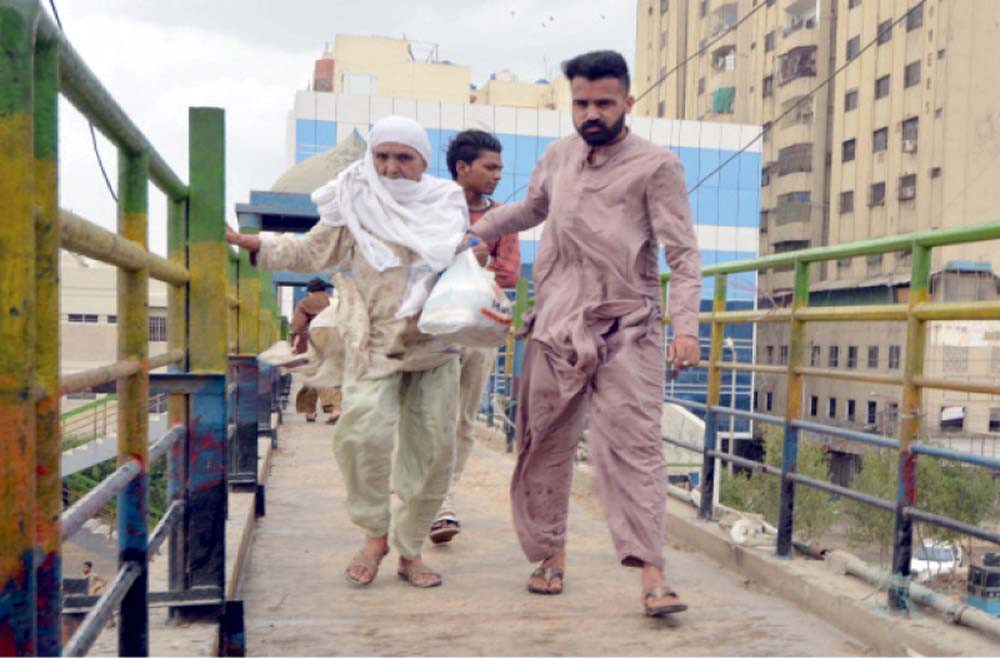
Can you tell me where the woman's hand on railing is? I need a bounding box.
[226,224,260,253]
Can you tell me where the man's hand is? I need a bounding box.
[459,232,490,266]
[667,335,700,372]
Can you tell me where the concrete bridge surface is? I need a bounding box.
[235,414,871,657]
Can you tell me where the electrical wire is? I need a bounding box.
[48,0,118,203]
[687,1,926,194]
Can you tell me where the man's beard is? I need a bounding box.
[576,112,626,147]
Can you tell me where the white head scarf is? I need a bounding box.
[310,116,469,318]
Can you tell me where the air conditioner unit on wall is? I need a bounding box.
[902,139,918,153]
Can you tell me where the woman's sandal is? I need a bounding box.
[642,586,688,617]
[344,548,388,587]
[396,561,442,588]
[526,565,564,595]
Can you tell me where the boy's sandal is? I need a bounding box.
[344,549,387,587]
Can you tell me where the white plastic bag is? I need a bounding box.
[418,249,513,347]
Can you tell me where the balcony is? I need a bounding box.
[778,46,817,87]
[783,0,819,37]
[709,2,738,37]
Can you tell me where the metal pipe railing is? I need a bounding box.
[60,459,142,540]
[60,209,189,285]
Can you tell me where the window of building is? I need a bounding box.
[766,392,773,411]
[873,127,888,153]
[938,49,946,60]
[844,89,858,111]
[940,406,964,432]
[765,31,775,52]
[107,315,117,324]
[847,399,856,422]
[846,36,861,61]
[658,100,666,117]
[761,166,771,186]
[840,191,854,214]
[700,0,708,17]
[810,396,818,417]
[698,77,706,95]
[867,345,879,368]
[869,182,886,206]
[990,409,1000,433]
[867,253,883,276]
[149,316,167,342]
[845,345,857,368]
[829,345,840,368]
[763,75,774,98]
[810,345,820,366]
[828,398,837,419]
[712,86,736,113]
[902,117,919,151]
[942,346,968,373]
[898,173,917,201]
[779,46,817,84]
[68,313,84,322]
[777,143,813,175]
[888,345,901,369]
[877,19,893,44]
[842,138,856,162]
[760,209,769,228]
[904,60,921,88]
[867,401,878,425]
[906,4,923,31]
[775,191,812,225]
[875,75,890,99]
[660,0,669,14]
[779,345,789,365]
[849,0,861,7]
[766,345,774,364]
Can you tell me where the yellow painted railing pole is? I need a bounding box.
[0,2,40,653]
[32,32,61,657]
[698,274,726,520]
[166,196,188,606]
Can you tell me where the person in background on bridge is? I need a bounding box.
[226,115,469,589]
[292,277,342,424]
[463,50,702,617]
[429,130,521,545]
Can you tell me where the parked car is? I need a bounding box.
[910,540,962,582]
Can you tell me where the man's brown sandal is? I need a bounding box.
[344,549,388,587]
[397,561,442,588]
[642,586,687,616]
[526,565,564,595]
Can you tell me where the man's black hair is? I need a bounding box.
[83,561,93,568]
[306,277,331,293]
[446,130,502,180]
[561,50,630,93]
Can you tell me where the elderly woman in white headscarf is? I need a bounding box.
[227,116,469,589]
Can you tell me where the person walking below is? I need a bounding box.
[464,51,702,616]
[293,277,342,424]
[429,130,521,544]
[227,116,469,588]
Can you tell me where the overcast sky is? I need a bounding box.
[51,0,637,255]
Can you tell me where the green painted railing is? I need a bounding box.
[662,219,1000,614]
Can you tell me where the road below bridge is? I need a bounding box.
[238,414,871,656]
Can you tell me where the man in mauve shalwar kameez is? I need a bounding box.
[466,50,702,617]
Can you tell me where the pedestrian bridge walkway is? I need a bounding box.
[234,412,863,657]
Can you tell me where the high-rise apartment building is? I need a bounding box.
[635,0,1000,456]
